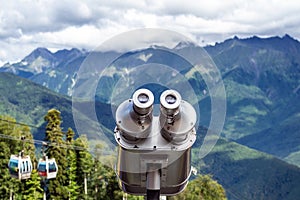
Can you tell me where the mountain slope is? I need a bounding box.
[0,48,57,77]
[0,48,87,95]
[0,72,112,143]
[0,72,72,128]
[203,35,300,167]
[196,138,300,200]
[238,111,300,166]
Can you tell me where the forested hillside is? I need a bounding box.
[0,112,227,199]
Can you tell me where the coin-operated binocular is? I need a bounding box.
[114,88,196,199]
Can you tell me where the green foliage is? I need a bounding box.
[0,141,12,199]
[238,111,300,167]
[44,109,69,199]
[0,112,123,199]
[126,194,144,200]
[100,165,123,199]
[21,127,43,199]
[0,111,125,200]
[0,115,43,199]
[74,135,94,199]
[22,169,43,199]
[223,79,272,140]
[66,128,80,200]
[22,126,37,163]
[0,73,73,130]
[90,162,123,200]
[168,175,227,200]
[90,143,123,199]
[205,37,300,168]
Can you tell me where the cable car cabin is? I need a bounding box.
[8,154,32,180]
[38,157,58,179]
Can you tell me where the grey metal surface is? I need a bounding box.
[147,168,161,190]
[114,89,196,196]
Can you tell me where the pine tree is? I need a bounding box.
[22,126,36,163]
[0,116,27,199]
[0,116,15,199]
[0,141,12,199]
[74,135,93,200]
[66,128,80,200]
[44,109,68,199]
[22,169,43,199]
[1,116,22,153]
[91,143,123,199]
[21,126,43,199]
[101,165,123,199]
[90,144,106,199]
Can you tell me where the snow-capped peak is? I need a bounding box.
[173,41,197,49]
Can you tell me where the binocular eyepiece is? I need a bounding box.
[159,89,181,125]
[115,88,196,143]
[132,88,154,116]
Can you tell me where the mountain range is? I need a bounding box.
[1,34,299,165]
[1,34,300,199]
[0,72,300,200]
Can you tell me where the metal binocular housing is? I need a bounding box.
[114,88,197,196]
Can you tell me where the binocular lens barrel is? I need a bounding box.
[160,90,181,119]
[133,89,154,116]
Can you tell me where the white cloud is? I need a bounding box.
[0,0,300,64]
[157,0,240,19]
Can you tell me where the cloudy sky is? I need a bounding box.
[0,0,300,65]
